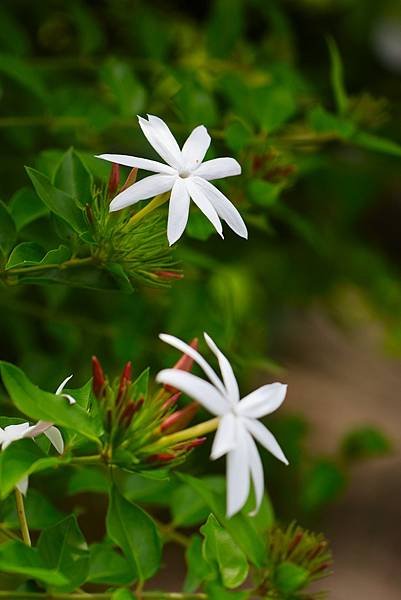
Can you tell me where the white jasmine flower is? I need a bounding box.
[156,333,288,518]
[0,375,76,494]
[96,114,247,245]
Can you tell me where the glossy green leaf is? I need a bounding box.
[106,486,161,582]
[0,361,101,441]
[0,200,16,256]
[171,476,225,527]
[8,187,49,230]
[54,148,93,207]
[88,542,135,585]
[274,561,309,594]
[37,515,89,592]
[201,514,248,589]
[5,243,71,270]
[67,467,109,495]
[0,540,68,586]
[184,535,210,593]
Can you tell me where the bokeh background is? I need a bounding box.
[0,1,401,597]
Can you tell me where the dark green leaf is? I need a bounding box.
[0,54,46,100]
[301,460,346,513]
[0,488,65,529]
[54,148,93,207]
[248,180,282,207]
[341,426,392,461]
[171,476,225,527]
[184,535,210,593]
[0,200,16,256]
[101,58,146,116]
[274,561,309,594]
[8,187,49,230]
[0,540,68,586]
[88,542,135,585]
[67,467,109,495]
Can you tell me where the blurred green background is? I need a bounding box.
[0,1,400,596]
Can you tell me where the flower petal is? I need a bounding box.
[156,369,229,416]
[44,426,64,454]
[56,374,74,395]
[244,430,264,516]
[244,418,289,465]
[226,422,250,517]
[203,333,240,403]
[237,383,287,419]
[194,178,247,239]
[109,174,176,212]
[194,157,241,180]
[185,178,223,238]
[167,178,190,245]
[138,115,182,169]
[159,333,226,395]
[181,125,211,171]
[95,154,176,175]
[17,476,29,496]
[61,394,76,406]
[1,422,31,448]
[211,412,237,459]
[24,420,52,438]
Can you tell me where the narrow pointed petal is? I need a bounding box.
[138,115,182,169]
[109,174,176,212]
[245,431,264,516]
[159,333,226,395]
[181,125,211,171]
[211,412,237,459]
[95,154,176,175]
[203,333,240,403]
[194,157,241,180]
[185,178,223,237]
[61,394,77,405]
[17,476,29,496]
[237,383,287,419]
[2,423,31,448]
[44,426,64,454]
[167,178,190,245]
[244,418,289,465]
[226,423,250,517]
[156,369,229,416]
[24,420,52,438]
[56,374,74,395]
[194,178,247,239]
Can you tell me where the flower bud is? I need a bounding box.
[92,356,105,398]
[116,361,132,406]
[108,163,120,198]
[164,338,198,393]
[148,452,175,463]
[173,437,206,451]
[120,167,138,192]
[153,270,184,280]
[162,391,181,411]
[160,401,198,433]
[119,398,144,427]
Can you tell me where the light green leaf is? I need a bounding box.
[5,243,71,270]
[106,486,161,582]
[111,589,137,600]
[0,540,68,586]
[54,148,93,207]
[327,36,348,115]
[274,561,309,594]
[88,542,135,585]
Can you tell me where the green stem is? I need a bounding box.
[126,193,169,228]
[14,488,31,546]
[69,454,102,465]
[0,593,210,599]
[148,417,219,453]
[5,256,94,276]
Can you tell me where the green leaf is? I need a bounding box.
[224,121,252,152]
[54,148,93,207]
[37,515,89,592]
[174,81,218,127]
[67,467,109,495]
[8,187,49,230]
[0,540,68,586]
[326,36,348,115]
[207,0,243,58]
[184,535,210,593]
[352,130,401,157]
[248,179,282,207]
[0,54,46,100]
[131,367,150,401]
[25,167,86,234]
[274,561,309,594]
[178,474,266,567]
[0,439,59,499]
[0,200,16,256]
[101,58,146,116]
[88,542,135,585]
[187,210,217,240]
[206,583,249,600]
[0,361,102,441]
[308,106,355,138]
[201,514,248,589]
[341,426,392,461]
[252,85,296,132]
[0,489,65,529]
[119,471,176,504]
[171,476,225,527]
[106,486,161,582]
[301,460,346,513]
[5,242,71,270]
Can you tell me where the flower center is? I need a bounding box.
[179,170,191,178]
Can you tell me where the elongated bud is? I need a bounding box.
[120,398,144,427]
[85,204,94,225]
[148,452,175,463]
[162,391,181,411]
[310,561,332,575]
[154,270,184,281]
[92,356,105,398]
[287,532,303,557]
[173,437,206,451]
[307,542,327,560]
[108,163,120,198]
[160,401,198,433]
[164,338,198,393]
[120,167,138,192]
[116,361,132,406]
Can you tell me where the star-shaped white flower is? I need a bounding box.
[156,333,288,517]
[96,114,247,245]
[0,375,76,495]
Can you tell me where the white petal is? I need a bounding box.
[159,333,226,395]
[244,418,289,465]
[203,333,240,403]
[211,412,237,459]
[156,369,229,416]
[56,374,74,395]
[181,125,211,171]
[2,422,31,448]
[95,154,175,175]
[44,426,64,454]
[109,174,176,212]
[62,394,76,405]
[24,420,52,438]
[185,178,223,238]
[193,157,241,180]
[226,422,250,517]
[167,178,190,245]
[237,383,287,419]
[245,431,264,516]
[194,178,247,239]
[138,115,182,169]
[17,476,29,496]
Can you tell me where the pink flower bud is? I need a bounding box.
[160,401,198,433]
[108,164,120,197]
[116,361,132,406]
[164,338,198,393]
[92,356,105,398]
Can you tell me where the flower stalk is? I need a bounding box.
[14,488,31,546]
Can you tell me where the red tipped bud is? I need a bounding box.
[287,532,303,557]
[85,204,94,225]
[160,402,198,433]
[120,167,138,192]
[108,163,120,197]
[154,270,184,280]
[310,561,332,575]
[164,338,198,393]
[116,361,132,406]
[174,437,207,451]
[92,356,106,398]
[148,452,175,463]
[120,398,144,427]
[307,542,327,560]
[162,392,181,411]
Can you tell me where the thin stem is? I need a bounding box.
[14,488,31,546]
[126,193,169,228]
[153,517,190,548]
[148,417,219,453]
[69,454,102,465]
[5,256,94,276]
[0,592,211,599]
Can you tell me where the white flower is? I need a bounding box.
[96,114,247,245]
[0,375,76,494]
[156,333,288,517]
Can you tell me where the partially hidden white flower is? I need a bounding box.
[0,375,76,495]
[96,114,247,245]
[156,334,288,518]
